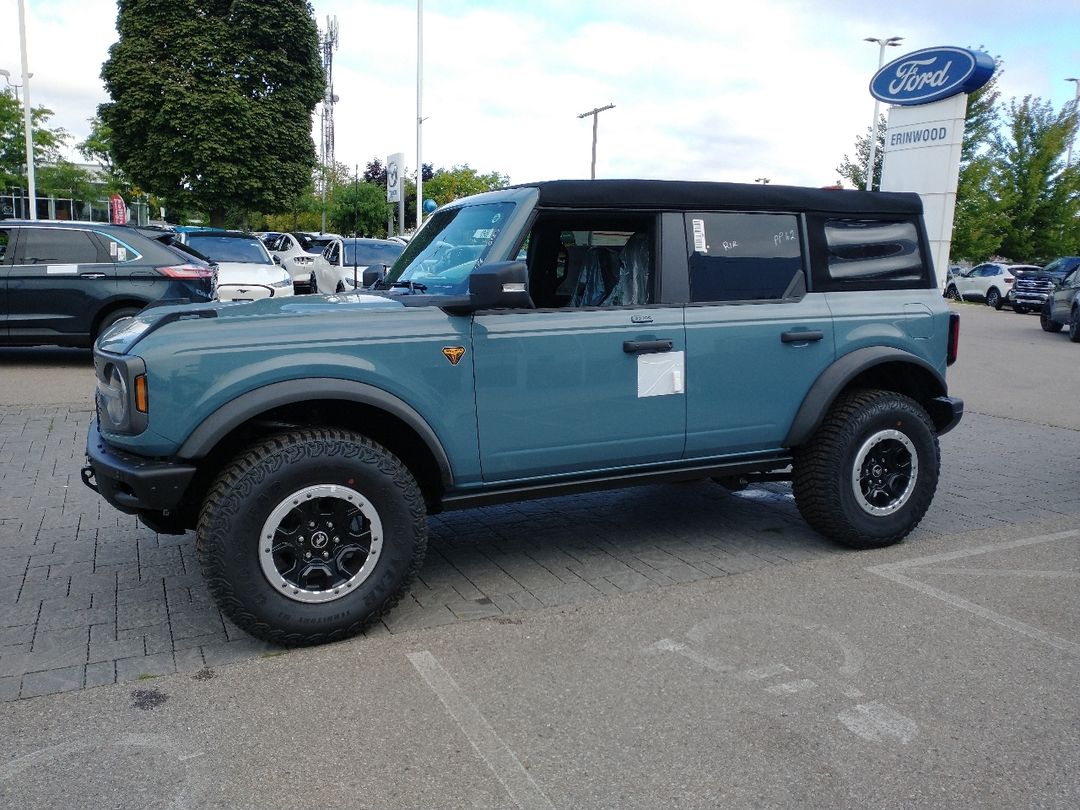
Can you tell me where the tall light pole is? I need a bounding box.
[577,103,615,180]
[864,36,903,191]
[1067,77,1080,166]
[16,0,36,219]
[416,0,424,230]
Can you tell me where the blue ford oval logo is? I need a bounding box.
[870,47,994,106]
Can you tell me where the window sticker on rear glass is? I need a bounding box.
[109,241,118,257]
[117,247,127,261]
[692,219,707,253]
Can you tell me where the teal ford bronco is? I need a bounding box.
[83,180,962,645]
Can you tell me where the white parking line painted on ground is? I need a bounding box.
[764,679,817,695]
[868,529,1080,655]
[837,702,918,744]
[406,651,554,810]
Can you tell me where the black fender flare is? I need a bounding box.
[176,378,454,486]
[783,347,948,447]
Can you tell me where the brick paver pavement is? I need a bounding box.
[1,404,1077,702]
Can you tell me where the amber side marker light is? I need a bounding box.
[134,375,149,413]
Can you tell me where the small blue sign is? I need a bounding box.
[870,47,995,106]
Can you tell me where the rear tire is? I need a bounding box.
[1070,307,1080,343]
[95,307,141,340]
[986,288,1002,309]
[1041,305,1063,333]
[944,285,958,301]
[792,390,939,549]
[197,428,427,646]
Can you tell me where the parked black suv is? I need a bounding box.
[0,220,215,347]
[1011,256,1080,314]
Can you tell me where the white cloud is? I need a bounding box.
[2,0,1077,191]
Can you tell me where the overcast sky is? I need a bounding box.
[2,0,1078,188]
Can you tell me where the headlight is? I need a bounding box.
[272,276,293,288]
[99,363,129,429]
[94,354,148,434]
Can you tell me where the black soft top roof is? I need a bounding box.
[512,179,922,216]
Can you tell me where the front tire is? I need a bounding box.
[197,429,427,645]
[986,288,1002,309]
[944,285,958,301]
[792,390,939,549]
[1013,305,1029,314]
[1070,307,1080,343]
[1041,305,1063,332]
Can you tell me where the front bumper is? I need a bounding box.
[1012,292,1050,307]
[82,418,196,514]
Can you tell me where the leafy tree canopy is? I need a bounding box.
[99,0,325,227]
[0,91,75,193]
[424,164,511,206]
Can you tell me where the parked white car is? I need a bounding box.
[181,231,294,302]
[267,232,341,292]
[312,237,405,294]
[944,262,1035,310]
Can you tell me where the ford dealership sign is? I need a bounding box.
[870,47,995,106]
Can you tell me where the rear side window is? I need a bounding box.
[822,219,926,287]
[685,212,804,303]
[13,227,107,265]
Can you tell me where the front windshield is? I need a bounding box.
[381,202,515,295]
[187,236,271,264]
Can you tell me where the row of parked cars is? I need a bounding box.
[0,219,406,348]
[945,256,1080,341]
[259,231,406,294]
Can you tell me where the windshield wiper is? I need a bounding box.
[390,281,428,293]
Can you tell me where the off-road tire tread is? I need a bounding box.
[792,389,939,549]
[197,428,427,646]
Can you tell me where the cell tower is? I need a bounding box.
[319,16,339,232]
[320,16,339,170]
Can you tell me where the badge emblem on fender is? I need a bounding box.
[442,346,466,365]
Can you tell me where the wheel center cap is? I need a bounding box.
[871,464,884,477]
[310,530,329,549]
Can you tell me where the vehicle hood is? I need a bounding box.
[95,292,408,355]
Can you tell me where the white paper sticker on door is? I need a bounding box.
[638,350,685,397]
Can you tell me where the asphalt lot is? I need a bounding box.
[1,300,1078,808]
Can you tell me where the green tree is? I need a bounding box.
[328,181,390,236]
[951,59,1006,260]
[424,164,509,206]
[77,115,131,195]
[989,95,1080,260]
[0,91,70,190]
[836,115,886,190]
[99,0,325,228]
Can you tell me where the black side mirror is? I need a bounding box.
[468,261,534,310]
[362,265,386,287]
[272,254,281,265]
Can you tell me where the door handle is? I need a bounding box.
[780,330,824,344]
[623,339,673,354]
[80,273,107,279]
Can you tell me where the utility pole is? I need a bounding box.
[577,103,615,180]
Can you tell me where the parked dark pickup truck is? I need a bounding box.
[1011,256,1080,314]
